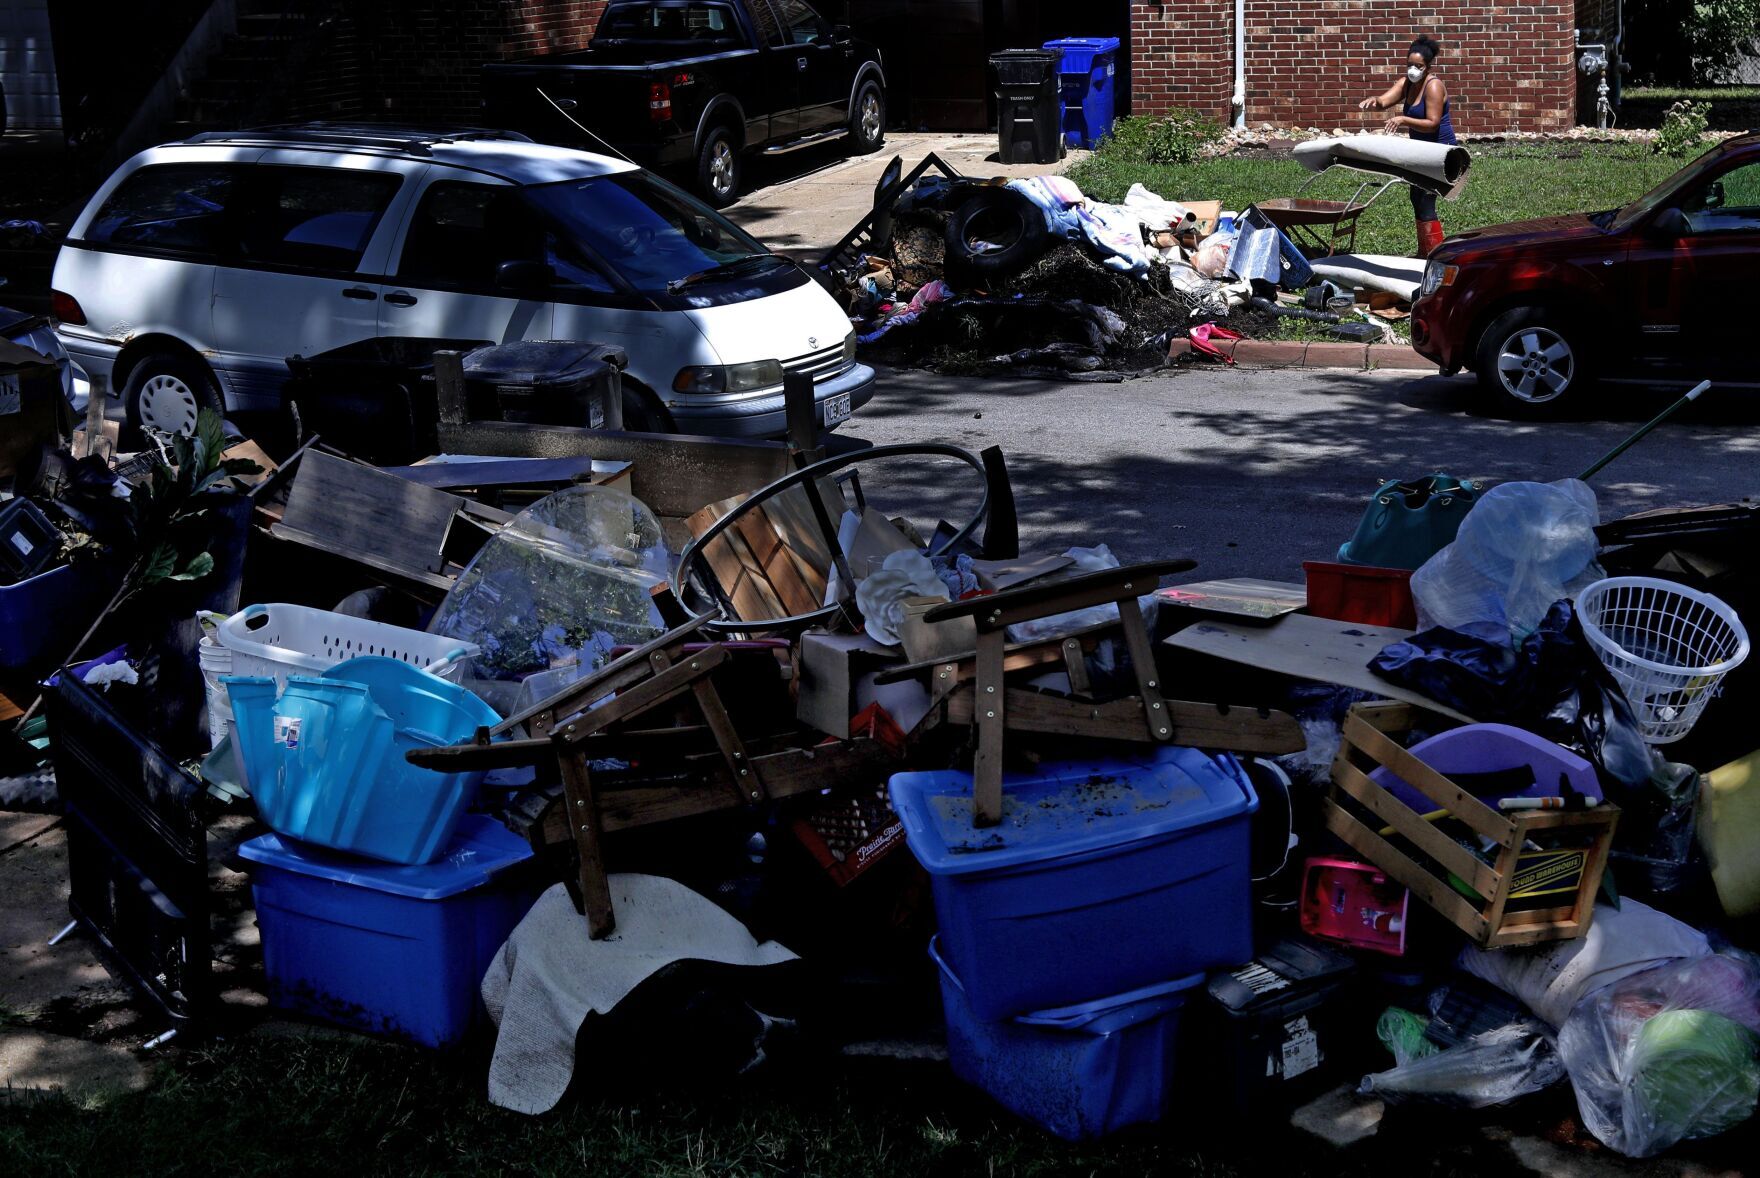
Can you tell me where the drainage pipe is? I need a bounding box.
[1231,0,1246,128]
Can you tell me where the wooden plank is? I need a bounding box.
[432,419,794,519]
[278,449,465,580]
[506,613,714,737]
[927,560,1194,632]
[1165,615,1475,724]
[559,754,616,938]
[553,646,728,744]
[946,690,1306,754]
[1116,599,1172,742]
[973,628,1006,827]
[1333,760,1502,899]
[1323,799,1491,940]
[1060,636,1092,696]
[729,504,822,617]
[1344,713,1509,841]
[872,623,1110,685]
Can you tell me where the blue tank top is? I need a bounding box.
[1404,88,1457,145]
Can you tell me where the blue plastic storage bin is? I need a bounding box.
[0,560,121,673]
[932,937,1202,1141]
[225,655,501,865]
[1044,36,1119,148]
[239,814,538,1048]
[891,747,1257,1020]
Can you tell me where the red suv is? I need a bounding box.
[1412,131,1759,414]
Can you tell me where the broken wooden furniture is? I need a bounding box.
[408,612,900,938]
[876,559,1308,826]
[672,442,1018,636]
[1324,702,1619,948]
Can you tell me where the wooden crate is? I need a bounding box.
[1323,702,1619,949]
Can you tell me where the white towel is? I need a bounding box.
[481,877,798,1114]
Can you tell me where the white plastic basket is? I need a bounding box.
[216,603,478,690]
[1576,577,1749,744]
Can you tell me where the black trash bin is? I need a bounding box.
[283,336,491,465]
[460,341,628,431]
[990,48,1065,166]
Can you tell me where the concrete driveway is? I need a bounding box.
[723,131,1086,261]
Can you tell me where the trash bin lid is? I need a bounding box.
[238,814,532,899]
[462,341,626,389]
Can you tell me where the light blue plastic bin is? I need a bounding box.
[891,747,1257,1020]
[225,655,502,865]
[932,937,1203,1141]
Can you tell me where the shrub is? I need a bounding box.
[1097,110,1224,166]
[1655,99,1711,157]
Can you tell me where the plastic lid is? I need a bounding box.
[930,936,1203,1032]
[462,341,616,387]
[1204,937,1357,1014]
[237,813,532,899]
[890,746,1257,876]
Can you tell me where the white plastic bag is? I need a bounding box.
[1410,478,1603,646]
[1359,1021,1564,1107]
[1557,954,1760,1157]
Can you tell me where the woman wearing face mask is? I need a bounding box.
[1358,34,1455,257]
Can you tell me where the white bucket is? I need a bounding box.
[198,635,234,751]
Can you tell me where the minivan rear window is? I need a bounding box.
[84,164,236,256]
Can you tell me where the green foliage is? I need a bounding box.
[1624,0,1760,86]
[1654,99,1711,157]
[121,408,261,606]
[1095,109,1223,167]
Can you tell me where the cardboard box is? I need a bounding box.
[0,338,71,479]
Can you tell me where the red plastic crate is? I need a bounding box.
[1303,560,1417,628]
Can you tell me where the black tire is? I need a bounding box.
[849,80,885,154]
[619,384,674,433]
[943,187,1053,279]
[1473,307,1591,418]
[122,350,223,439]
[696,124,743,208]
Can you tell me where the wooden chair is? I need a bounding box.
[408,612,899,938]
[875,559,1307,825]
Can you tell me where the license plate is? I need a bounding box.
[823,392,852,427]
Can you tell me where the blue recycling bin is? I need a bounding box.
[1044,36,1120,148]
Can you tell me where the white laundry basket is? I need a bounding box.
[1576,577,1749,744]
[216,603,478,690]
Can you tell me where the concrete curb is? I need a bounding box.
[1168,339,1437,373]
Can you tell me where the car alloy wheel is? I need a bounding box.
[1494,326,1575,404]
[709,139,736,199]
[138,371,202,437]
[860,91,882,142]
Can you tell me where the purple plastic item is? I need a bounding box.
[1368,723,1602,817]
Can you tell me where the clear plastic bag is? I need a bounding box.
[1359,1020,1564,1107]
[428,485,672,710]
[1410,478,1603,647]
[1557,953,1760,1157]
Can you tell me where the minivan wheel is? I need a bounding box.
[1474,307,1588,417]
[620,385,673,433]
[850,82,885,154]
[124,352,222,439]
[697,126,742,208]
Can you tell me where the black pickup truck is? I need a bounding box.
[481,0,887,206]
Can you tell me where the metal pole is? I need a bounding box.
[1577,380,1711,482]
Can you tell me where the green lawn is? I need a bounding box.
[0,1033,1589,1177]
[1624,85,1760,102]
[1067,142,1685,258]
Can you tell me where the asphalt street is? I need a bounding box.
[841,364,1760,583]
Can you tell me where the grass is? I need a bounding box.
[0,1033,1602,1177]
[1067,142,1685,258]
[1624,85,1760,102]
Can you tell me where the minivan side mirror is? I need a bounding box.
[496,259,555,288]
[1649,207,1690,239]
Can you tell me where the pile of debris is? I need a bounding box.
[823,138,1468,376]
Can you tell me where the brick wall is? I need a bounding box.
[1131,1,1577,134]
[286,0,609,124]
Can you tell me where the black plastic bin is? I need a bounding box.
[1188,937,1367,1121]
[460,341,628,430]
[283,336,491,464]
[990,48,1065,166]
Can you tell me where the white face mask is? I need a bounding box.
[1407,65,1426,83]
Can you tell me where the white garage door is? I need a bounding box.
[0,0,62,130]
